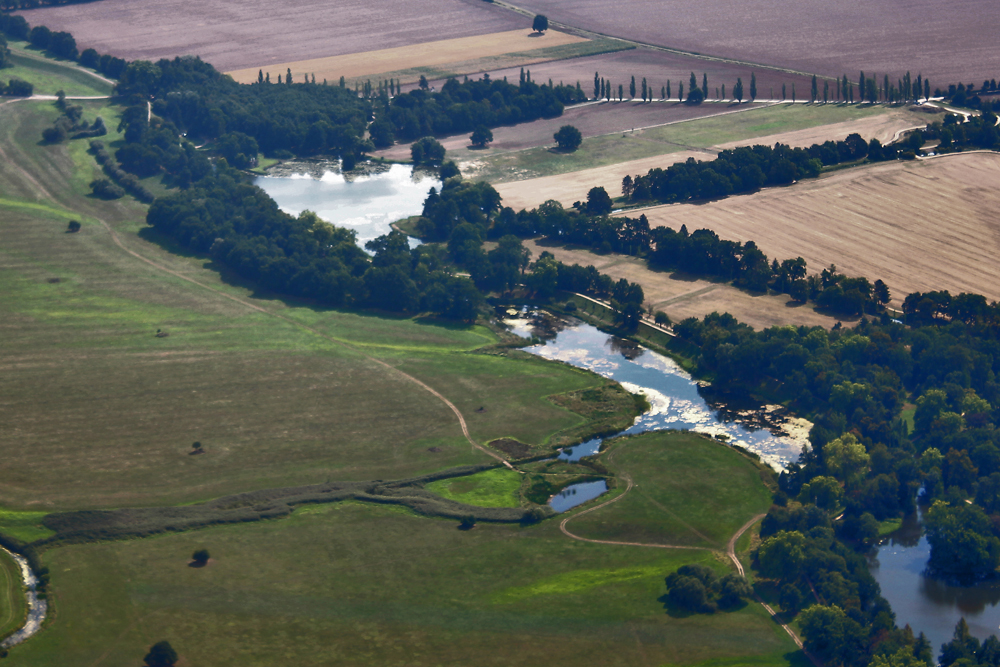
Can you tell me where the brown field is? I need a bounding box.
[524,241,844,330]
[15,0,526,72]
[467,47,817,104]
[638,152,1000,306]
[495,106,929,209]
[225,29,586,84]
[375,99,763,162]
[507,0,1000,82]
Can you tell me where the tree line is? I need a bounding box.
[380,71,586,144]
[0,14,128,80]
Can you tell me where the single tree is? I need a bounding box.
[722,83,726,99]
[585,187,613,215]
[678,82,683,100]
[749,72,757,101]
[191,441,203,452]
[191,549,210,565]
[734,77,744,103]
[593,71,600,98]
[792,83,796,102]
[641,77,647,101]
[617,83,623,101]
[143,641,178,667]
[823,80,829,103]
[811,75,818,102]
[469,126,493,148]
[702,73,708,97]
[459,515,476,530]
[666,80,671,99]
[532,14,548,33]
[629,75,636,99]
[257,69,263,84]
[339,75,346,88]
[67,220,81,233]
[554,124,582,151]
[782,82,786,100]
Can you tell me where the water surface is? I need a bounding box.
[255,162,438,249]
[871,512,1000,652]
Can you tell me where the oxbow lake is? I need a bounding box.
[255,162,439,250]
[504,311,812,511]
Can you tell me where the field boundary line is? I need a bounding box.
[492,0,833,80]
[89,216,509,467]
[9,46,115,86]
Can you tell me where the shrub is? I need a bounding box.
[554,124,582,151]
[90,178,125,199]
[5,78,33,96]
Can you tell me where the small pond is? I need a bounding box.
[255,161,439,250]
[871,511,1000,652]
[549,480,609,514]
[505,312,811,512]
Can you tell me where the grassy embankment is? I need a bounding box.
[3,41,113,96]
[0,62,616,511]
[0,548,27,642]
[7,432,800,667]
[465,103,898,182]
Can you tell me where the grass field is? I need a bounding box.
[225,29,588,84]
[426,467,523,507]
[639,152,1000,307]
[2,42,113,97]
[0,86,611,509]
[567,431,774,548]
[5,501,801,667]
[475,103,917,187]
[0,549,27,642]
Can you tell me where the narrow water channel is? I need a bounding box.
[0,547,46,649]
[254,162,439,250]
[505,312,811,512]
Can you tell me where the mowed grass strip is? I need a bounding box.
[471,102,899,184]
[567,431,774,548]
[426,467,523,507]
[226,29,587,84]
[8,503,799,666]
[0,548,27,641]
[3,42,112,97]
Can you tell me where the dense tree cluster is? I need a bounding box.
[114,57,370,158]
[664,563,752,613]
[146,165,484,319]
[622,133,903,206]
[939,619,1000,667]
[385,73,585,142]
[89,140,155,203]
[0,33,9,68]
[923,112,1000,152]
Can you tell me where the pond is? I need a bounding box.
[255,161,439,250]
[871,510,1000,652]
[504,312,812,512]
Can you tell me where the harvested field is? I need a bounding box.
[495,105,929,209]
[638,153,1000,306]
[225,29,587,84]
[15,0,526,72]
[524,241,844,330]
[506,0,1000,82]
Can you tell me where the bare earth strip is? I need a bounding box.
[523,240,846,330]
[15,0,527,73]
[225,29,586,84]
[637,153,1000,307]
[496,107,928,209]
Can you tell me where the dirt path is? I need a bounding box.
[726,513,765,577]
[91,217,510,467]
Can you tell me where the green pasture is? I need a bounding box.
[0,548,27,642]
[3,42,112,96]
[467,103,902,182]
[6,502,800,666]
[567,431,774,548]
[0,69,611,510]
[426,467,523,507]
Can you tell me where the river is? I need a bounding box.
[254,161,439,250]
[0,547,47,649]
[504,311,811,511]
[871,510,1000,652]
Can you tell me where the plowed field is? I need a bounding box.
[15,0,526,72]
[505,0,1000,82]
